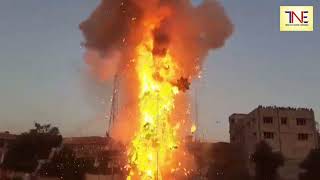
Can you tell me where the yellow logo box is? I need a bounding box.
[280,6,313,31]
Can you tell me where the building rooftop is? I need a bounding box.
[0,131,17,140]
[63,136,109,145]
[254,105,313,112]
[229,113,248,118]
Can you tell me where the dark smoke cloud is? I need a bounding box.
[80,0,142,52]
[80,0,233,80]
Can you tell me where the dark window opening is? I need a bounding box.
[297,118,306,126]
[264,132,274,139]
[263,117,273,124]
[281,117,287,125]
[230,118,235,124]
[247,122,251,127]
[231,137,235,142]
[298,133,309,141]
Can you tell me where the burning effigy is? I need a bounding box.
[80,0,232,179]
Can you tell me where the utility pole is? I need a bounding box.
[194,86,199,141]
[156,92,159,180]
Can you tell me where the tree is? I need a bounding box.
[299,148,320,180]
[39,146,93,180]
[251,141,284,180]
[207,142,251,180]
[2,123,62,172]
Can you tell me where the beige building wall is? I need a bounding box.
[229,106,319,180]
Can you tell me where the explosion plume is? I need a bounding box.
[80,0,233,179]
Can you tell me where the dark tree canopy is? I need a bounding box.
[251,141,284,180]
[208,143,251,180]
[299,148,320,180]
[2,123,62,172]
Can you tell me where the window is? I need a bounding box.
[264,132,274,139]
[263,117,273,124]
[298,133,309,141]
[297,118,306,126]
[281,117,287,125]
[247,122,251,127]
[231,136,235,142]
[230,118,235,124]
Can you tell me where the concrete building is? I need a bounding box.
[63,136,109,159]
[63,136,125,177]
[229,106,319,180]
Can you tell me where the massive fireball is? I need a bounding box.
[80,0,233,179]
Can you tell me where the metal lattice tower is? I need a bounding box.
[107,73,119,136]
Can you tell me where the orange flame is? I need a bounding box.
[126,20,181,179]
